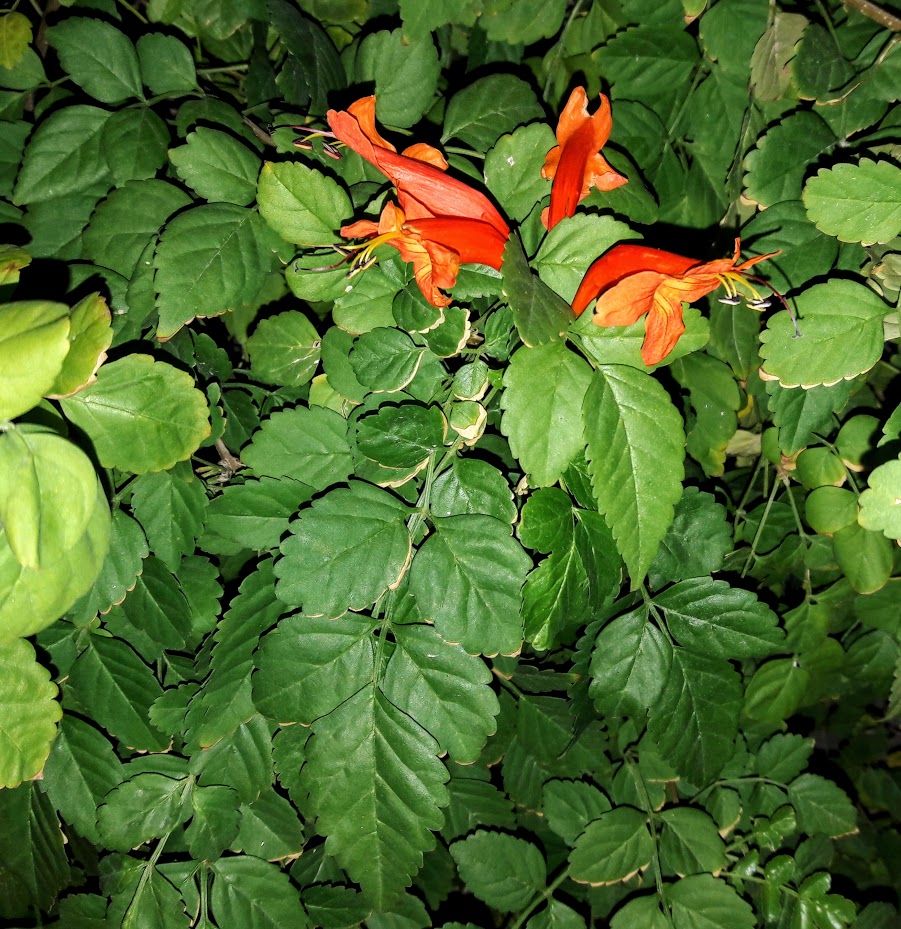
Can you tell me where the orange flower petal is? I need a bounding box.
[572,244,697,316]
[642,295,686,365]
[405,217,508,270]
[402,142,449,170]
[593,271,666,327]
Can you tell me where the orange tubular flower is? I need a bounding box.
[541,87,628,230]
[326,97,510,306]
[572,239,778,366]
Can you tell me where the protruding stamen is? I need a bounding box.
[718,295,742,305]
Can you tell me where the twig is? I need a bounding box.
[842,0,901,31]
[214,438,243,474]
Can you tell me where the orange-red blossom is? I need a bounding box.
[572,239,778,366]
[541,87,627,230]
[326,97,509,307]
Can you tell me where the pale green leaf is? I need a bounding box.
[484,124,555,222]
[0,639,61,788]
[804,159,901,245]
[60,354,211,473]
[0,300,70,420]
[0,12,31,69]
[47,293,112,398]
[858,458,901,541]
[759,280,889,387]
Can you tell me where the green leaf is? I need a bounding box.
[501,343,593,486]
[382,623,499,763]
[41,715,124,845]
[569,807,654,885]
[610,895,670,929]
[527,900,585,929]
[601,25,699,107]
[667,874,755,929]
[804,159,901,246]
[442,776,516,841]
[185,785,240,861]
[671,353,741,477]
[60,354,211,473]
[303,683,448,907]
[191,714,273,803]
[101,106,170,186]
[47,18,141,104]
[410,515,531,656]
[648,651,741,785]
[355,29,440,128]
[0,300,70,420]
[97,772,192,850]
[188,560,284,748]
[584,365,685,585]
[74,509,148,617]
[484,123,555,222]
[501,234,575,348]
[0,12,31,69]
[131,464,208,570]
[253,614,376,724]
[351,328,426,392]
[741,200,839,293]
[534,215,638,304]
[789,774,857,837]
[519,488,574,554]
[201,478,312,556]
[357,403,447,470]
[302,883,371,929]
[210,856,309,929]
[749,11,807,101]
[744,658,810,723]
[759,280,889,387]
[832,521,893,594]
[268,0,343,114]
[442,75,543,151]
[430,459,516,524]
[766,379,853,456]
[859,458,901,541]
[399,0,482,38]
[589,608,672,717]
[542,779,612,845]
[659,808,727,875]
[276,482,411,616]
[68,635,167,751]
[756,733,813,783]
[242,406,353,490]
[653,579,784,659]
[0,783,69,913]
[247,310,321,388]
[0,470,109,641]
[0,639,60,788]
[236,789,304,860]
[451,832,546,911]
[47,293,112,398]
[169,127,260,205]
[257,160,351,245]
[744,111,835,209]
[103,557,192,660]
[648,488,732,588]
[136,33,196,95]
[522,545,590,651]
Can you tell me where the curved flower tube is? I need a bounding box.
[572,239,778,366]
[326,97,510,305]
[541,87,627,229]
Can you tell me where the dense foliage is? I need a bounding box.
[1,0,900,926]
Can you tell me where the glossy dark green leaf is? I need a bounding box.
[257,160,351,244]
[442,75,543,151]
[659,807,727,875]
[210,856,308,929]
[451,831,546,911]
[136,33,196,94]
[170,128,260,205]
[97,772,192,850]
[102,107,170,184]
[542,779,612,845]
[430,459,516,524]
[357,403,447,470]
[667,875,755,929]
[236,789,304,860]
[569,807,653,885]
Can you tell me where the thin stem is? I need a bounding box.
[740,474,781,578]
[508,866,572,929]
[122,833,170,929]
[843,0,901,31]
[442,145,486,160]
[664,61,707,143]
[116,0,148,23]
[541,0,587,101]
[814,0,843,46]
[196,64,250,75]
[733,454,766,531]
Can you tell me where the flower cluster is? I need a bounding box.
[316,90,778,365]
